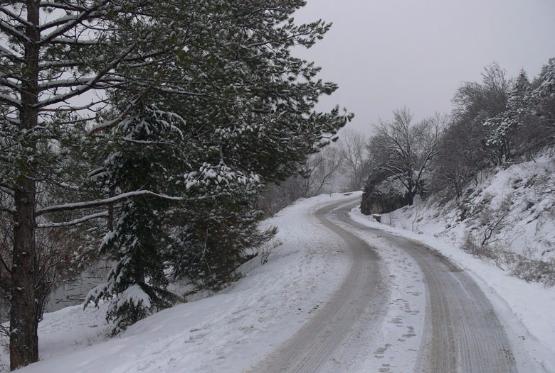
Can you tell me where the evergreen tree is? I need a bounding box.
[85,0,351,330]
[529,58,555,128]
[484,70,531,162]
[86,106,187,333]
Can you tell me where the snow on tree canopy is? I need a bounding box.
[183,163,261,194]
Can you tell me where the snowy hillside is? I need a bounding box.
[379,151,555,267]
[0,194,357,373]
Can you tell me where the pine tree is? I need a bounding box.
[86,106,187,333]
[484,70,531,162]
[0,1,203,368]
[84,0,351,331]
[529,58,555,127]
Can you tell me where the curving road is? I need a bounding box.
[253,198,519,373]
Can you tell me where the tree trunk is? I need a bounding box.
[406,176,415,206]
[10,1,40,369]
[406,192,414,206]
[10,185,39,370]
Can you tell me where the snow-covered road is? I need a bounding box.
[252,200,389,372]
[256,199,527,373]
[2,194,551,373]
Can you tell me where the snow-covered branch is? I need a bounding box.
[39,2,87,12]
[38,76,123,91]
[37,211,109,229]
[50,37,104,46]
[36,190,192,216]
[0,93,21,108]
[0,77,22,92]
[0,19,31,43]
[0,44,23,62]
[0,7,33,28]
[39,0,111,45]
[35,42,138,108]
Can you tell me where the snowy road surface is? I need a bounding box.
[255,199,521,373]
[252,200,389,372]
[2,194,548,373]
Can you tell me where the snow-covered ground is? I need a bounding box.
[350,206,555,371]
[0,193,357,373]
[382,151,555,262]
[2,185,553,372]
[322,211,427,373]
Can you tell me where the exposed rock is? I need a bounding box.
[361,175,408,215]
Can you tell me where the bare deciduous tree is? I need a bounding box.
[368,108,440,205]
[338,130,369,191]
[302,146,344,196]
[258,146,344,215]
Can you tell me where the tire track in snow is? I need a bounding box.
[341,207,518,373]
[250,199,389,372]
[253,199,520,373]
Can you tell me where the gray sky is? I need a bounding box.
[294,0,555,134]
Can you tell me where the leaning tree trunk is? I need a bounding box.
[10,1,40,369]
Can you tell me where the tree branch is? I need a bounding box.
[39,0,111,45]
[0,93,22,108]
[39,2,87,12]
[36,190,200,216]
[0,19,31,43]
[35,41,138,108]
[0,44,24,62]
[0,7,34,28]
[37,211,109,228]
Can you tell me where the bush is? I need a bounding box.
[462,231,555,286]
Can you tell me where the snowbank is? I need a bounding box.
[0,193,358,373]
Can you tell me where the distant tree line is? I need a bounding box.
[362,59,555,214]
[258,129,370,215]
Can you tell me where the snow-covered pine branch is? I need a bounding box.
[38,0,111,45]
[0,44,23,62]
[35,42,138,108]
[37,76,123,91]
[0,93,21,108]
[38,2,87,12]
[0,18,31,42]
[0,8,33,28]
[35,190,231,216]
[37,211,109,229]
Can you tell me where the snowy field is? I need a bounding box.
[350,208,555,371]
[0,194,356,373]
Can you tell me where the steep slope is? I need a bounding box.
[382,151,555,265]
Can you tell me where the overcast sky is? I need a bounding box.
[294,0,555,134]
